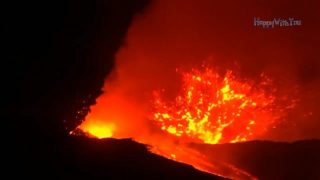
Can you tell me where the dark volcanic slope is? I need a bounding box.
[19,136,225,180]
[190,140,320,180]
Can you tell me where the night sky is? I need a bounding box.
[6,0,149,178]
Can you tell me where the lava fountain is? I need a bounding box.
[152,67,282,144]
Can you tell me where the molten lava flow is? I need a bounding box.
[153,67,279,144]
[74,66,295,180]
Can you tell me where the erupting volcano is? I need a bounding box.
[73,65,296,179]
[67,0,319,179]
[11,0,320,179]
[77,66,291,143]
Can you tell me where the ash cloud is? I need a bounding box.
[96,0,320,140]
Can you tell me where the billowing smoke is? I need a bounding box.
[80,0,320,141]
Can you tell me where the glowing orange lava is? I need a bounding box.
[79,122,115,139]
[74,66,294,180]
[152,67,279,144]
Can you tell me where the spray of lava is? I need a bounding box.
[152,67,284,144]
